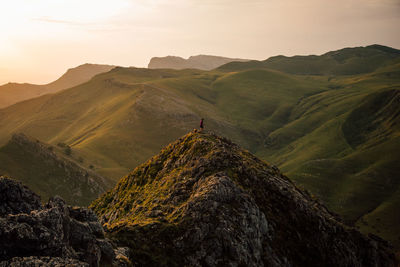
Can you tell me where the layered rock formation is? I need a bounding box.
[148,55,249,70]
[91,131,397,266]
[0,176,130,266]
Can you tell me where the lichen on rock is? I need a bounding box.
[91,131,397,266]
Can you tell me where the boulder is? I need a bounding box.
[0,176,127,266]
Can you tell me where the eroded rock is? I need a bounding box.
[91,131,397,266]
[0,176,128,266]
[0,177,42,216]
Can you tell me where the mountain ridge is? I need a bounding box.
[218,44,400,75]
[0,63,115,108]
[91,131,396,266]
[148,54,249,70]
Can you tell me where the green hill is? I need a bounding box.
[0,63,115,108]
[0,67,225,179]
[0,45,399,246]
[218,44,400,75]
[0,133,112,206]
[256,63,400,246]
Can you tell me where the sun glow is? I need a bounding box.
[3,0,131,22]
[0,0,132,35]
[0,0,137,83]
[0,0,399,85]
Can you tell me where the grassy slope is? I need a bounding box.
[0,46,399,245]
[0,134,112,205]
[0,67,327,179]
[257,64,400,246]
[0,68,234,179]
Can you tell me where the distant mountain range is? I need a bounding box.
[0,44,399,247]
[148,54,249,70]
[219,44,400,75]
[0,63,115,108]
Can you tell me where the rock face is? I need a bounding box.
[0,176,129,266]
[91,131,397,266]
[148,55,249,70]
[0,176,42,216]
[0,257,89,267]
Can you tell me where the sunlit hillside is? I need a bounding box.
[0,45,399,246]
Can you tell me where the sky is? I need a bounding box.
[0,0,399,85]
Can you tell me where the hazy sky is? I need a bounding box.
[1,0,399,85]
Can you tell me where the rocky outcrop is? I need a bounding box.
[148,55,249,70]
[0,176,130,266]
[91,131,397,266]
[0,257,88,267]
[0,177,42,216]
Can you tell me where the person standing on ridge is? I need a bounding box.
[200,118,204,131]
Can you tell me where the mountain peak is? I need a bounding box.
[0,63,115,108]
[47,63,115,89]
[91,131,396,266]
[91,130,327,226]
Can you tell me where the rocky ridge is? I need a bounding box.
[0,176,131,266]
[91,131,397,266]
